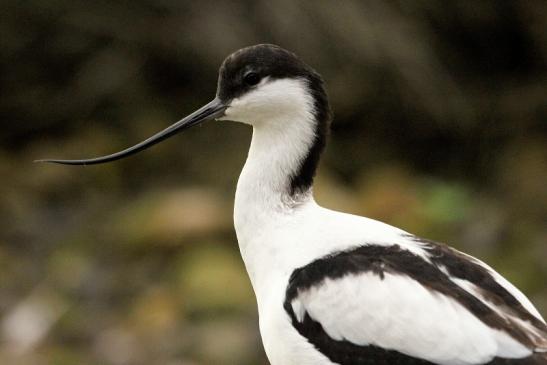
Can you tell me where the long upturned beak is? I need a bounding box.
[35,98,227,165]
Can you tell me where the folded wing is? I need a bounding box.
[284,240,547,365]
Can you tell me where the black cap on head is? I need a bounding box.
[217,44,321,102]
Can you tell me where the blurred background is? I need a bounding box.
[1,1,546,364]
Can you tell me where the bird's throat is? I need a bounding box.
[233,117,319,254]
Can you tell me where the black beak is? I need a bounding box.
[35,98,227,165]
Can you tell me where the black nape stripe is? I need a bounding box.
[284,242,547,365]
[288,72,331,196]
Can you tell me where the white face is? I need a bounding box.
[218,77,315,128]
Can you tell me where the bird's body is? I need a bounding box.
[227,66,547,365]
[41,44,547,364]
[237,198,546,365]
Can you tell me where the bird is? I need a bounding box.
[38,44,547,365]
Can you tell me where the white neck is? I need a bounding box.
[221,77,323,289]
[234,116,316,227]
[233,108,318,287]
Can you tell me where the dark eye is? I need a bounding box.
[243,72,260,86]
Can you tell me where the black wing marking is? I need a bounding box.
[411,235,547,346]
[284,242,547,365]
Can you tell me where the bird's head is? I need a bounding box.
[217,44,329,128]
[36,44,330,166]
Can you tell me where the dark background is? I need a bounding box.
[1,1,546,364]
